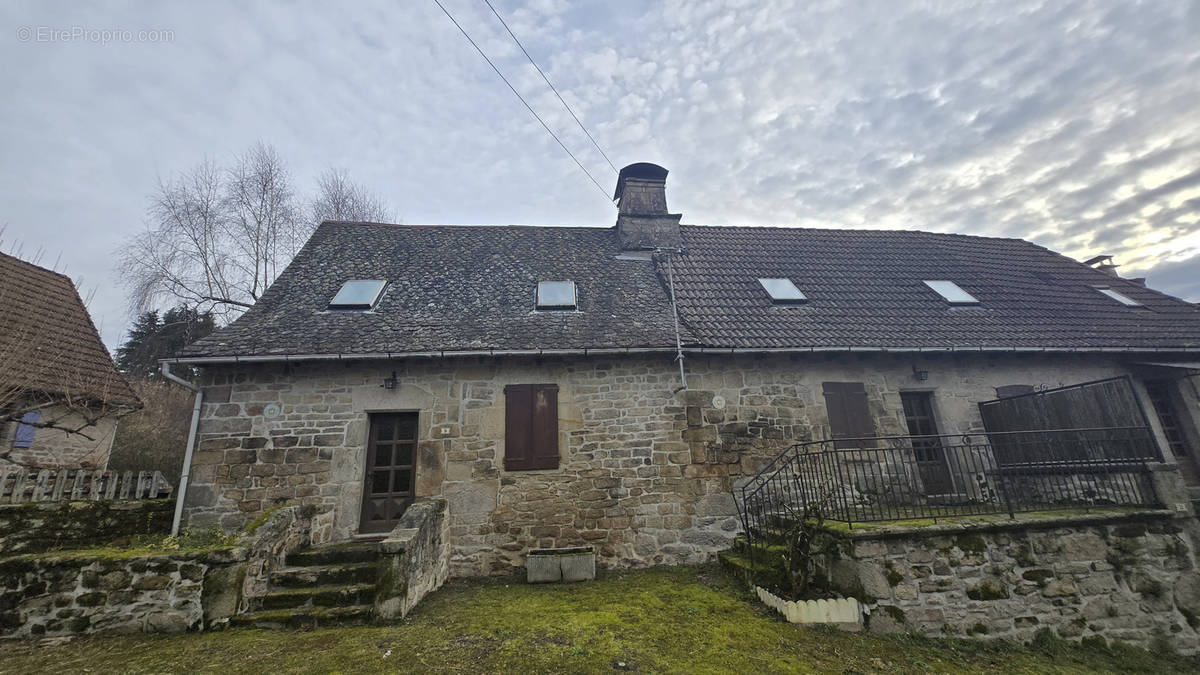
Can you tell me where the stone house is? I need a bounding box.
[171,163,1200,577]
[0,252,140,470]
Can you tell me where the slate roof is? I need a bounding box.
[178,222,1200,360]
[178,223,688,358]
[0,252,139,405]
[669,226,1200,351]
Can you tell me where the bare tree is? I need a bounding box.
[309,168,393,228]
[119,145,394,321]
[225,143,299,302]
[121,159,246,321]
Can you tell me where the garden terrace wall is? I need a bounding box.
[0,499,173,556]
[816,509,1200,653]
[0,547,244,638]
[183,352,1172,576]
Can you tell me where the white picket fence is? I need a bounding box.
[0,467,174,504]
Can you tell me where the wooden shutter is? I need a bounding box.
[13,411,39,448]
[995,384,1035,399]
[822,382,875,448]
[504,384,559,470]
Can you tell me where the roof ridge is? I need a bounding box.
[0,250,75,283]
[678,223,1028,242]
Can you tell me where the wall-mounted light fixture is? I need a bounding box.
[382,371,398,390]
[912,365,929,381]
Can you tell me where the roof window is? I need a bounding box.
[1094,286,1142,307]
[537,281,577,310]
[758,278,807,304]
[328,280,387,310]
[923,280,979,304]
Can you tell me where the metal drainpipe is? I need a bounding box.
[161,361,203,536]
[661,249,688,393]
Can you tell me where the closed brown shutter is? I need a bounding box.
[822,382,876,448]
[504,384,559,471]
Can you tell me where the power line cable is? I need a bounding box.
[431,0,614,204]
[481,0,619,175]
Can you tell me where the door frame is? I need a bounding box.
[899,389,956,496]
[357,410,421,534]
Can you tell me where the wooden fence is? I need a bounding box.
[0,468,174,504]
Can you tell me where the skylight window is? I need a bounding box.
[758,278,807,304]
[1095,287,1142,307]
[923,280,979,304]
[328,280,387,310]
[537,281,577,310]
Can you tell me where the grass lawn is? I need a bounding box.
[0,564,1195,674]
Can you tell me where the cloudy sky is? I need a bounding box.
[3,0,1199,349]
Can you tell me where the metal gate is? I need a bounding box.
[978,376,1162,464]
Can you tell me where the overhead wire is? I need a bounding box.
[431,0,614,204]
[481,0,619,175]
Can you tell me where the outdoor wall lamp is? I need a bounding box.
[912,365,929,381]
[381,371,398,390]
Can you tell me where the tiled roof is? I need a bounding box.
[0,252,139,405]
[668,226,1200,350]
[179,222,1200,360]
[179,223,688,358]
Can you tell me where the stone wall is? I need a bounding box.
[0,548,243,638]
[184,352,1167,576]
[376,498,450,619]
[0,499,173,556]
[0,403,118,470]
[817,510,1200,653]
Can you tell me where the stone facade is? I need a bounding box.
[184,351,1186,577]
[0,403,118,470]
[818,510,1200,653]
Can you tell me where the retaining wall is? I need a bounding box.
[819,508,1200,653]
[0,499,173,556]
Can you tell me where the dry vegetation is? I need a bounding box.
[108,380,195,481]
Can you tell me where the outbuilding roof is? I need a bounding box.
[0,252,139,405]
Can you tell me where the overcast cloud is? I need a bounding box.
[2,0,1198,348]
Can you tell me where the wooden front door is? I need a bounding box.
[900,391,954,496]
[359,412,418,534]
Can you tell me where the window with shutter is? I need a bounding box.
[504,384,560,470]
[13,411,39,448]
[822,382,876,448]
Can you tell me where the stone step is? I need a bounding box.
[286,541,379,567]
[718,549,787,590]
[269,561,377,588]
[260,583,376,611]
[229,604,374,629]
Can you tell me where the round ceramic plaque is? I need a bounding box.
[711,395,726,409]
[263,403,282,419]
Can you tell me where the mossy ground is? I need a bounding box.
[0,564,1196,674]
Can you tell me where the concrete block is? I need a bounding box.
[526,554,562,583]
[526,546,595,584]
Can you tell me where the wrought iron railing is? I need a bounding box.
[735,427,1162,565]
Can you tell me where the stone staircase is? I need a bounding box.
[717,528,789,590]
[230,541,379,628]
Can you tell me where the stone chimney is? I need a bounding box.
[1083,254,1121,277]
[613,162,682,250]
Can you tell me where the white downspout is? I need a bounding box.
[161,361,203,536]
